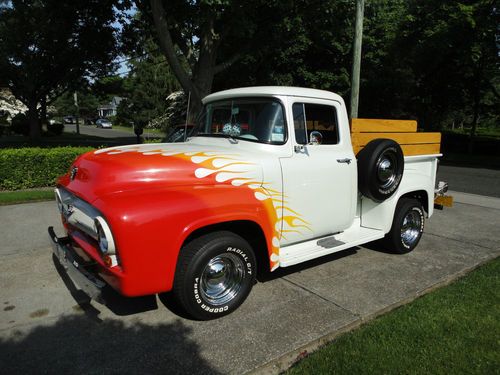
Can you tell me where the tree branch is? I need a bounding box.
[170,28,197,70]
[150,0,199,99]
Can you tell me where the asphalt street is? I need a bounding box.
[65,123,160,140]
[438,164,500,198]
[0,166,498,374]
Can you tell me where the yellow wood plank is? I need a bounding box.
[353,143,441,156]
[351,132,441,147]
[351,118,417,133]
[400,143,441,156]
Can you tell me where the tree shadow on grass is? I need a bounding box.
[0,315,219,374]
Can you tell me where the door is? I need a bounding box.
[279,99,356,246]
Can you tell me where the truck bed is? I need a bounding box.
[350,118,441,157]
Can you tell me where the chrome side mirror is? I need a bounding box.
[309,131,323,145]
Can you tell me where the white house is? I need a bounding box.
[97,96,123,118]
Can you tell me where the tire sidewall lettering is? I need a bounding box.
[226,246,253,275]
[190,245,253,315]
[193,278,229,314]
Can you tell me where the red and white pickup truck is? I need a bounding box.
[49,86,451,320]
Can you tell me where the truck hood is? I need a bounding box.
[61,142,265,203]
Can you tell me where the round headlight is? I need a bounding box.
[94,216,116,255]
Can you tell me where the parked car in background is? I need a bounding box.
[63,116,75,124]
[96,118,112,129]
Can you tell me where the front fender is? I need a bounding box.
[92,184,274,296]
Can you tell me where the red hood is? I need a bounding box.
[59,142,264,203]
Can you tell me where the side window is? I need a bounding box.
[292,103,307,144]
[293,103,339,145]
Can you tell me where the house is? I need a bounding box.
[97,96,123,118]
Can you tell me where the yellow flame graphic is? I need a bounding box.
[98,148,311,270]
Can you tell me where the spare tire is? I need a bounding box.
[357,138,404,202]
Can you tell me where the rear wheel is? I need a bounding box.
[383,198,425,254]
[173,231,256,320]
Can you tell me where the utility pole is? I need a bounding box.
[350,0,365,119]
[74,91,80,135]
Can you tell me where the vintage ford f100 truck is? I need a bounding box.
[49,86,451,319]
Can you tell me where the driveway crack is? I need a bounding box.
[282,277,360,318]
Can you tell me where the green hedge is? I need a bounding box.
[0,147,94,190]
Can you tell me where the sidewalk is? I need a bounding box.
[0,193,499,374]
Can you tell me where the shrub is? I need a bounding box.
[0,147,94,190]
[10,113,30,136]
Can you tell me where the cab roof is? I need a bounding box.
[202,86,344,104]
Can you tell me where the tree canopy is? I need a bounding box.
[2,0,498,141]
[0,0,123,137]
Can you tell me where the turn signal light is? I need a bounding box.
[103,255,113,267]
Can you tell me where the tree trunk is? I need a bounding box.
[39,96,47,130]
[150,0,230,124]
[28,100,41,138]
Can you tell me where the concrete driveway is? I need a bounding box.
[0,189,498,374]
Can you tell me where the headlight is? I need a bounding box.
[94,216,116,255]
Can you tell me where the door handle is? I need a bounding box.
[337,158,352,164]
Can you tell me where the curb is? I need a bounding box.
[248,253,500,375]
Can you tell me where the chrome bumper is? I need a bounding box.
[48,226,105,302]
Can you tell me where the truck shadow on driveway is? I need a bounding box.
[257,247,359,282]
[53,255,159,319]
[54,248,364,320]
[0,314,219,374]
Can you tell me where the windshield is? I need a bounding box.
[192,97,287,144]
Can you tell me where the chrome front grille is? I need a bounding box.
[55,187,101,240]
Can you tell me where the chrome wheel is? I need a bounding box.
[401,209,422,248]
[200,253,246,306]
[376,151,397,189]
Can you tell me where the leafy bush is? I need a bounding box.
[47,122,64,135]
[0,147,94,190]
[10,113,29,136]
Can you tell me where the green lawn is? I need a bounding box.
[287,257,500,374]
[0,189,54,205]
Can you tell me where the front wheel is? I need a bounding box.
[383,198,425,254]
[173,231,256,320]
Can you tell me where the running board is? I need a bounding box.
[279,222,385,267]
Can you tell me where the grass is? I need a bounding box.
[287,257,500,375]
[0,189,54,205]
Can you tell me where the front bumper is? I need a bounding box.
[49,226,106,302]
